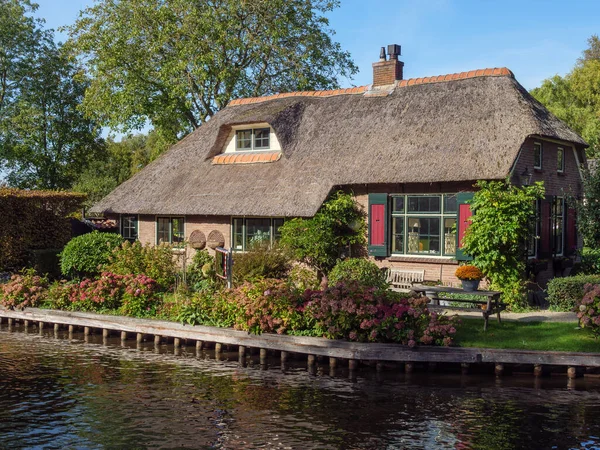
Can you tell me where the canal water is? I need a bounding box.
[2,325,600,449]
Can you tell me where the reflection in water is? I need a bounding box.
[1,326,600,449]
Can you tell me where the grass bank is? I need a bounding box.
[454,318,599,353]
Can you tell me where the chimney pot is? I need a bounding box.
[379,47,386,62]
[372,44,404,87]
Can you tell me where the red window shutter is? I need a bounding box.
[566,207,577,255]
[458,204,472,248]
[455,192,474,261]
[540,199,552,257]
[370,204,385,246]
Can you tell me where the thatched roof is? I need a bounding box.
[90,68,587,217]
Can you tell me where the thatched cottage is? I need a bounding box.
[90,45,588,286]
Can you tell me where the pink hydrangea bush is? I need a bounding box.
[301,282,458,346]
[577,284,600,338]
[0,269,48,310]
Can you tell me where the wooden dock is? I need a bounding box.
[1,307,599,378]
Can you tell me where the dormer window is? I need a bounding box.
[236,128,270,151]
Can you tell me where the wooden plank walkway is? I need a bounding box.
[1,308,599,376]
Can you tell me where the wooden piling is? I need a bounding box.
[238,345,246,359]
[329,357,338,369]
[281,351,289,364]
[534,364,544,377]
[405,362,414,374]
[495,363,504,377]
[136,333,143,343]
[260,348,267,365]
[102,329,109,338]
[154,335,161,346]
[121,331,127,341]
[174,337,181,348]
[376,361,385,372]
[196,340,203,351]
[54,323,60,333]
[307,354,316,368]
[349,359,358,371]
[24,320,30,329]
[38,321,44,335]
[567,366,578,379]
[84,327,90,336]
[461,363,470,375]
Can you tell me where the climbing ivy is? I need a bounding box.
[462,180,545,308]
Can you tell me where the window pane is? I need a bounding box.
[407,217,440,254]
[557,148,564,172]
[444,218,456,255]
[273,218,284,242]
[233,219,244,251]
[443,194,457,214]
[407,196,440,213]
[236,130,252,150]
[534,143,542,168]
[392,196,404,213]
[172,218,184,244]
[254,128,270,149]
[246,218,271,248]
[157,218,170,244]
[122,216,138,241]
[392,217,404,253]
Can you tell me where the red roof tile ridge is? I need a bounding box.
[227,68,513,106]
[228,85,369,106]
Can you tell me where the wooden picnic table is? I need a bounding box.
[411,285,506,331]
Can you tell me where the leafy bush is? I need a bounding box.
[328,258,388,290]
[232,242,291,284]
[547,275,600,311]
[60,232,124,278]
[227,279,304,334]
[280,191,366,274]
[29,249,62,279]
[577,284,600,338]
[176,289,237,328]
[104,240,176,289]
[45,280,78,310]
[301,282,457,345]
[186,249,216,291]
[575,248,600,275]
[0,268,48,309]
[288,265,320,291]
[462,180,545,308]
[119,274,159,317]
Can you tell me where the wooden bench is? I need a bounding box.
[385,269,425,292]
[411,285,506,331]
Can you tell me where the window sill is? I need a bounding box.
[388,255,458,265]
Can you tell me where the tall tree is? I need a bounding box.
[531,35,600,156]
[65,0,357,139]
[3,43,105,189]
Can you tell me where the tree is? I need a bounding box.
[73,131,171,207]
[461,180,545,309]
[2,43,105,189]
[65,0,357,139]
[531,35,600,156]
[577,167,600,247]
[279,191,365,280]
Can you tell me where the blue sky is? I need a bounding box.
[35,0,600,91]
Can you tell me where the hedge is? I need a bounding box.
[0,188,86,271]
[546,274,600,311]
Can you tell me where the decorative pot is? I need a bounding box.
[461,279,480,292]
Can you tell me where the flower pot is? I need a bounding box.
[461,279,480,292]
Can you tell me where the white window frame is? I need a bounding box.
[557,147,565,173]
[533,142,543,170]
[235,128,271,151]
[120,214,139,242]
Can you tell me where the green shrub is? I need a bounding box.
[104,240,176,290]
[186,249,216,291]
[328,258,388,290]
[29,249,62,279]
[576,248,600,275]
[45,280,77,310]
[232,242,291,284]
[577,284,600,338]
[288,265,320,291]
[176,288,237,328]
[60,232,124,278]
[547,274,600,311]
[0,268,48,309]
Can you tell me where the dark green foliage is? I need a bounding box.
[573,248,600,275]
[28,249,62,279]
[462,180,545,308]
[577,169,600,247]
[280,191,366,274]
[60,232,124,278]
[0,188,86,270]
[232,242,292,285]
[104,240,177,290]
[186,249,216,291]
[328,258,388,290]
[546,274,600,311]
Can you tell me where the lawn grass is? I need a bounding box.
[454,318,600,353]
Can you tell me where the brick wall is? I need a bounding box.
[372,60,404,87]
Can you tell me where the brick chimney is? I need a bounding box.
[372,44,404,87]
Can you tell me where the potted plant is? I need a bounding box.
[455,265,484,292]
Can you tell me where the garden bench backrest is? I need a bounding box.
[385,269,425,291]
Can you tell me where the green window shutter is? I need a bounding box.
[455,192,474,261]
[368,193,389,257]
